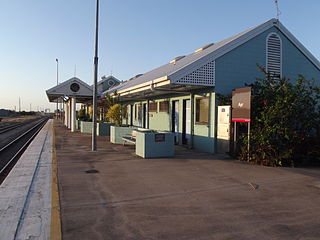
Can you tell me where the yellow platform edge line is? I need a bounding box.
[50,120,62,240]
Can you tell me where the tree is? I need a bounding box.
[240,66,320,167]
[106,104,126,126]
[78,107,86,120]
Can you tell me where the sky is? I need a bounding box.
[0,0,320,112]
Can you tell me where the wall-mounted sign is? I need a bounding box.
[232,87,251,122]
[155,133,165,142]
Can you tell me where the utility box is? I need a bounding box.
[217,106,231,153]
[135,130,174,158]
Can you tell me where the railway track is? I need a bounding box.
[0,117,43,134]
[0,117,49,184]
[0,122,25,134]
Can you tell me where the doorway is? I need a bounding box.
[171,101,179,143]
[217,105,231,153]
[142,103,147,128]
[182,99,191,144]
[130,105,133,126]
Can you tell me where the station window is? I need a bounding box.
[159,101,169,112]
[137,104,142,121]
[149,102,157,112]
[196,97,209,124]
[135,104,137,120]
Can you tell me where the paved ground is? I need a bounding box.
[55,120,320,240]
[0,120,52,240]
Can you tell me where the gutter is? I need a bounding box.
[116,76,169,96]
[150,80,192,94]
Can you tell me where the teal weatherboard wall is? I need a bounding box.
[118,24,320,155]
[124,89,217,154]
[215,26,320,95]
[192,91,216,153]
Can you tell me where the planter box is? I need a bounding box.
[97,123,114,136]
[110,126,137,144]
[80,121,114,136]
[135,131,174,158]
[80,121,92,134]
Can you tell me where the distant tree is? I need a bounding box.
[104,94,114,110]
[102,94,114,122]
[240,66,320,167]
[88,106,93,120]
[78,108,86,120]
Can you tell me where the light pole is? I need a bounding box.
[92,0,99,151]
[56,58,59,119]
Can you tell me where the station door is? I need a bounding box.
[217,105,231,153]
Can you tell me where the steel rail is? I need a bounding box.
[0,122,25,134]
[0,118,42,134]
[0,118,48,175]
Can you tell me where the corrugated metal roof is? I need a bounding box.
[104,22,260,95]
[105,18,320,95]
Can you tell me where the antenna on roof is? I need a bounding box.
[74,64,77,77]
[274,0,281,20]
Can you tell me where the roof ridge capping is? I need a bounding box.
[170,56,186,64]
[194,43,214,53]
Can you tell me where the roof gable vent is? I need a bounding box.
[194,43,214,53]
[170,55,185,64]
[266,33,282,78]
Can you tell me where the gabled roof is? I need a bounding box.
[97,75,120,86]
[46,77,93,102]
[106,18,320,96]
[97,75,121,95]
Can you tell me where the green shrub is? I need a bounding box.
[106,104,123,126]
[78,108,86,120]
[240,66,320,167]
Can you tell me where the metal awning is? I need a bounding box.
[113,80,212,103]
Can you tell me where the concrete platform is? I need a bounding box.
[0,120,55,240]
[54,120,320,240]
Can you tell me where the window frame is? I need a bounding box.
[195,97,210,125]
[159,101,169,113]
[148,102,158,112]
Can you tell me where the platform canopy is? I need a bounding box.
[46,77,93,103]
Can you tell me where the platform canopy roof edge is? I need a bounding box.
[46,77,93,104]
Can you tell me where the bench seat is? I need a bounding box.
[122,136,136,145]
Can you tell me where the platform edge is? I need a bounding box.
[50,121,62,240]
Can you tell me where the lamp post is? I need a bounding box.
[56,58,59,118]
[92,0,99,151]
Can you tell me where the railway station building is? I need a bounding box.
[105,18,320,153]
